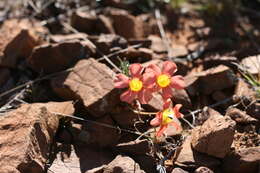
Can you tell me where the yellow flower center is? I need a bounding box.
[157,74,170,88]
[129,78,143,92]
[162,108,174,125]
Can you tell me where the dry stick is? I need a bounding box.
[155,8,172,59]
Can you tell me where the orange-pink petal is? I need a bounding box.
[138,89,152,104]
[150,112,162,126]
[162,61,177,76]
[114,74,129,88]
[129,64,143,78]
[162,87,173,100]
[146,64,161,76]
[142,72,156,88]
[170,75,185,89]
[173,104,183,118]
[163,99,172,109]
[156,125,167,137]
[120,90,137,104]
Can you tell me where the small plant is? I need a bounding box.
[114,61,185,137]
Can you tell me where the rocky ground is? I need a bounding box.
[0,0,259,173]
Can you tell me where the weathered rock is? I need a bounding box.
[175,136,221,169]
[115,139,151,155]
[0,102,74,173]
[96,15,115,34]
[134,155,157,173]
[198,65,237,95]
[89,34,127,54]
[50,33,96,56]
[0,19,46,68]
[241,55,260,75]
[235,79,256,102]
[128,38,152,48]
[226,107,258,124]
[172,89,192,109]
[171,168,189,173]
[103,155,145,173]
[84,115,120,147]
[184,74,200,96]
[49,144,115,173]
[195,107,222,126]
[0,68,10,86]
[108,8,144,39]
[222,147,260,173]
[51,58,119,117]
[119,47,153,62]
[194,167,214,173]
[71,10,97,34]
[28,41,87,74]
[148,35,167,54]
[144,92,164,111]
[191,114,236,158]
[111,106,139,128]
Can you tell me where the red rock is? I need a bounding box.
[49,145,115,173]
[198,65,237,95]
[110,106,139,128]
[222,147,260,173]
[171,168,189,173]
[115,139,151,155]
[89,34,127,54]
[28,41,87,74]
[51,58,119,117]
[119,47,153,62]
[0,68,10,86]
[235,79,256,102]
[96,15,115,34]
[71,10,97,34]
[175,136,221,169]
[103,155,145,173]
[191,114,236,158]
[0,19,46,68]
[226,107,258,124]
[195,107,222,126]
[195,167,214,173]
[0,102,74,173]
[241,55,260,75]
[85,115,120,147]
[108,8,144,39]
[148,35,167,54]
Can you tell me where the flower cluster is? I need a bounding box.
[114,61,185,137]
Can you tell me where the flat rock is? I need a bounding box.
[115,139,151,155]
[103,155,145,173]
[48,144,115,173]
[198,65,237,95]
[222,147,260,173]
[148,35,167,54]
[89,34,127,54]
[84,115,120,147]
[0,67,10,86]
[194,167,214,173]
[108,8,144,39]
[119,47,153,62]
[191,114,236,158]
[175,136,221,169]
[28,41,87,74]
[111,106,139,128]
[171,168,189,173]
[241,55,260,75]
[0,19,46,68]
[96,14,115,34]
[226,107,258,124]
[0,102,74,173]
[195,107,222,126]
[71,10,97,34]
[235,79,256,103]
[51,58,119,117]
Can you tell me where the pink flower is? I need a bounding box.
[114,64,155,104]
[150,100,183,137]
[145,61,185,100]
